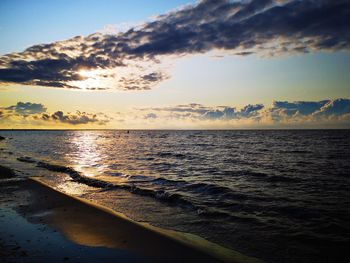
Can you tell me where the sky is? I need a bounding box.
[0,0,350,129]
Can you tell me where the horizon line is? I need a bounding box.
[1,128,349,131]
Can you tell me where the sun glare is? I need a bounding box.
[78,69,96,78]
[68,69,111,90]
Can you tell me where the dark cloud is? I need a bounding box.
[240,104,265,117]
[43,111,110,125]
[5,102,47,115]
[119,72,168,90]
[270,98,350,121]
[140,99,350,124]
[203,107,236,120]
[316,98,350,116]
[143,103,265,120]
[202,104,264,120]
[0,0,349,90]
[272,100,329,116]
[1,102,110,126]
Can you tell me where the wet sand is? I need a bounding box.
[0,165,263,263]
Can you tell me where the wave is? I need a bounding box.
[151,177,188,186]
[17,156,36,163]
[16,157,266,220]
[156,152,187,159]
[13,154,300,222]
[197,208,265,225]
[36,161,116,189]
[15,156,198,210]
[183,182,234,195]
[230,170,301,183]
[151,178,260,201]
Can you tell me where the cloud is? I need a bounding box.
[137,99,350,127]
[239,104,264,117]
[271,100,329,116]
[202,107,236,120]
[269,98,350,123]
[144,103,265,120]
[119,71,168,90]
[39,111,110,125]
[1,99,349,128]
[0,102,111,126]
[144,113,158,119]
[316,99,350,116]
[0,0,349,90]
[202,104,265,120]
[5,102,47,115]
[143,103,211,115]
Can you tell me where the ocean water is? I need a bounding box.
[0,130,349,263]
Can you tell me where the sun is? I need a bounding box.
[67,69,109,91]
[78,69,96,78]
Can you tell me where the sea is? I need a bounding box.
[0,130,349,263]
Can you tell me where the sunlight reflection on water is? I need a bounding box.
[70,131,107,177]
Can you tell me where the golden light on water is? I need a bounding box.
[60,131,133,187]
[70,132,106,177]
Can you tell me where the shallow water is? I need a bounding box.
[1,130,349,263]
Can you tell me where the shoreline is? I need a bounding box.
[0,165,263,263]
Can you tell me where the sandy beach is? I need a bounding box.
[0,164,262,263]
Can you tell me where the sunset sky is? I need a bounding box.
[1,0,349,129]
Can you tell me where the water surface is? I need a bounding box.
[1,130,349,263]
